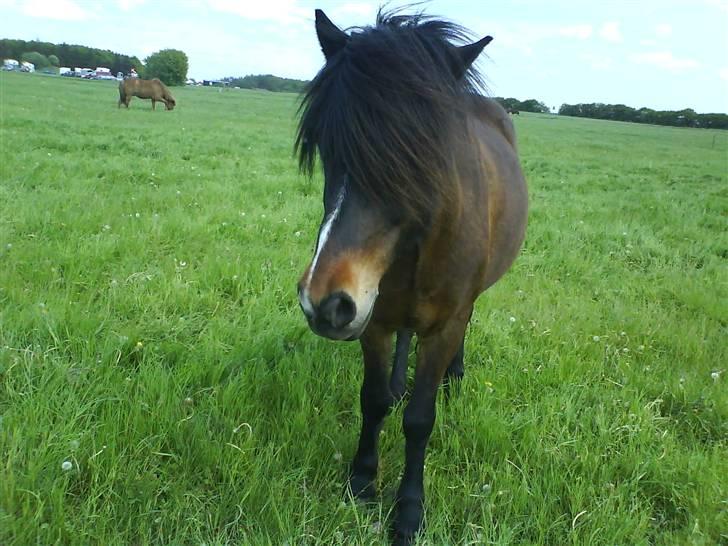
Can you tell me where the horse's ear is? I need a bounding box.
[453,36,493,79]
[315,9,348,61]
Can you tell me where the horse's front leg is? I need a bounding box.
[350,325,394,500]
[393,312,470,545]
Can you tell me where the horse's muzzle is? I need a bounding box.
[298,288,369,341]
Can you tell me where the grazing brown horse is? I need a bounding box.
[296,9,528,545]
[118,78,176,110]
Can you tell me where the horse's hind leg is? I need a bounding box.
[444,314,471,394]
[443,336,465,400]
[350,326,395,501]
[390,329,412,402]
[445,336,465,380]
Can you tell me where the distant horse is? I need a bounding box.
[295,9,527,545]
[508,107,520,115]
[118,78,176,110]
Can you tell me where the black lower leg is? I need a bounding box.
[350,331,393,500]
[393,387,437,545]
[390,329,413,402]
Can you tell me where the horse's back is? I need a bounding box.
[466,96,528,292]
[470,96,518,150]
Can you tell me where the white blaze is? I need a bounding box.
[300,186,346,310]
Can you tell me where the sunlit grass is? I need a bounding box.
[1,71,726,545]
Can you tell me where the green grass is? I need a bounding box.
[1,71,726,545]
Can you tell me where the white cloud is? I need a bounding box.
[640,39,658,47]
[20,0,90,20]
[117,0,146,11]
[207,0,308,25]
[655,23,672,37]
[580,52,613,70]
[599,21,622,43]
[330,2,377,19]
[705,0,728,12]
[630,51,699,72]
[719,67,728,81]
[558,25,593,39]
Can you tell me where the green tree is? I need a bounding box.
[20,51,50,68]
[48,54,60,66]
[143,49,188,86]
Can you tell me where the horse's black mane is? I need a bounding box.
[296,9,486,222]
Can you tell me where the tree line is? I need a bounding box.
[224,74,308,93]
[1,39,142,74]
[494,97,550,113]
[558,103,728,129]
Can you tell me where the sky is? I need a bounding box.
[2,0,727,113]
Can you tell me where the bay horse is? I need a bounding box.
[295,9,528,545]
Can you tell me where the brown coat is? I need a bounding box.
[118,78,176,110]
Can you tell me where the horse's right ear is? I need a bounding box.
[315,9,348,61]
[453,36,493,79]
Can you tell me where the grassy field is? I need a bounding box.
[0,71,726,545]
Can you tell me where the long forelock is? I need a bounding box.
[296,10,485,224]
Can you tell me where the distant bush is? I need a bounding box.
[47,54,59,66]
[559,103,728,129]
[225,74,308,93]
[20,51,50,68]
[493,97,550,113]
[143,49,188,86]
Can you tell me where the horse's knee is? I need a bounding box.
[360,387,393,421]
[402,403,435,445]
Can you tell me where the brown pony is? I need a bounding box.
[118,78,176,110]
[295,9,527,546]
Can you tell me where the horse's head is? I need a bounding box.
[296,9,492,341]
[165,97,176,110]
[297,172,402,340]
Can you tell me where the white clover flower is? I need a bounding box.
[711,371,720,382]
[509,316,516,323]
[61,461,73,471]
[333,452,342,462]
[593,336,600,342]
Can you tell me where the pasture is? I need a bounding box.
[0,71,726,545]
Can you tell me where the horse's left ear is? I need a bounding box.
[453,36,493,79]
[315,9,348,61]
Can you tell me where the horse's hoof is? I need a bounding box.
[392,499,424,545]
[348,473,377,501]
[392,532,414,546]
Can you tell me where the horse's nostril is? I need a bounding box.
[319,292,357,329]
